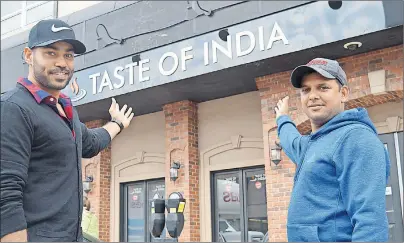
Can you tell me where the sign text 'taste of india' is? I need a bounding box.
[68,22,288,102]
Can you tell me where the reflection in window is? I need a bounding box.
[127,184,146,242]
[213,169,268,242]
[246,172,268,242]
[124,180,165,242]
[215,174,242,242]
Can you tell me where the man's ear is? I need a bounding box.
[23,47,33,65]
[340,85,350,103]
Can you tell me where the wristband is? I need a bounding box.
[111,118,124,133]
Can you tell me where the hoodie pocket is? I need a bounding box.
[35,229,73,242]
[287,224,320,242]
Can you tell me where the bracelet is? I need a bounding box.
[111,118,124,134]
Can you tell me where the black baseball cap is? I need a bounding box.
[290,58,348,88]
[28,19,86,54]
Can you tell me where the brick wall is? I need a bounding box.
[255,45,403,242]
[163,100,200,242]
[83,120,111,241]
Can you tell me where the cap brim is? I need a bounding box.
[290,65,335,88]
[33,39,86,54]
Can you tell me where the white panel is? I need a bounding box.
[1,1,22,18]
[1,14,21,35]
[26,1,54,25]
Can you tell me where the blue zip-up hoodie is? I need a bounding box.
[277,108,390,242]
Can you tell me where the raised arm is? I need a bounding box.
[81,98,134,158]
[275,96,309,166]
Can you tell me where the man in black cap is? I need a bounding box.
[1,19,134,242]
[274,58,389,241]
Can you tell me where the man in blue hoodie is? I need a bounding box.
[274,58,390,242]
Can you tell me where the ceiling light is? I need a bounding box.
[218,29,229,41]
[328,1,342,10]
[343,41,362,51]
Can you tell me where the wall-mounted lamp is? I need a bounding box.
[83,176,93,193]
[186,1,212,17]
[270,141,282,166]
[96,24,124,49]
[170,162,181,182]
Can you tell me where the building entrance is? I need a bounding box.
[212,167,268,242]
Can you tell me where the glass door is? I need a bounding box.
[126,182,146,242]
[245,169,268,242]
[212,167,267,242]
[213,171,243,242]
[122,179,165,242]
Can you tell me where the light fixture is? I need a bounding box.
[132,54,141,63]
[186,1,212,17]
[96,23,124,49]
[328,1,342,10]
[83,176,93,193]
[218,29,229,41]
[343,41,362,51]
[170,162,181,182]
[270,141,282,166]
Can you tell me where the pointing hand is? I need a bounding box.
[108,98,134,128]
[275,96,289,119]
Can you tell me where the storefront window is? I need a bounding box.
[122,179,165,242]
[246,171,268,241]
[126,183,146,242]
[215,172,242,242]
[213,168,268,242]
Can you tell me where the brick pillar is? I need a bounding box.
[163,100,200,242]
[255,72,302,242]
[83,120,111,241]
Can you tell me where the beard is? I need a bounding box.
[32,56,73,91]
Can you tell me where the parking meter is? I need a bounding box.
[149,193,166,238]
[165,192,186,238]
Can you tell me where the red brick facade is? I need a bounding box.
[83,120,111,242]
[83,45,403,242]
[256,45,403,242]
[163,100,200,242]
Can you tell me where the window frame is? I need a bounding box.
[1,1,57,37]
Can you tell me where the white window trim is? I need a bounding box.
[1,1,55,38]
[1,1,49,22]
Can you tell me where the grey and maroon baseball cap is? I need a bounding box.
[28,19,86,54]
[290,58,348,88]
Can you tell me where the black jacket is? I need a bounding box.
[1,84,111,241]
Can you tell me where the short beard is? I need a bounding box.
[32,56,73,91]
